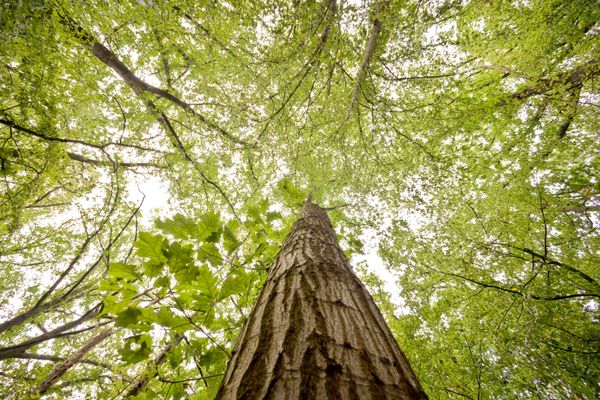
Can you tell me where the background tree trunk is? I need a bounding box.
[216,201,427,399]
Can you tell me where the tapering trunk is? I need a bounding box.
[216,202,427,399]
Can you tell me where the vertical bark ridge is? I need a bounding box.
[216,202,427,399]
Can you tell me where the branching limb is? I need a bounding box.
[425,265,599,301]
[66,152,164,169]
[345,0,389,121]
[556,85,581,139]
[0,180,122,334]
[0,118,106,153]
[560,204,600,213]
[512,58,599,101]
[53,5,250,147]
[518,247,599,290]
[0,303,103,360]
[33,327,117,395]
[11,352,112,369]
[0,118,162,157]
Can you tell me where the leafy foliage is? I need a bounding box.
[0,0,598,398]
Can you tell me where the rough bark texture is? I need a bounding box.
[216,201,427,399]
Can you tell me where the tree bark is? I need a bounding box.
[345,0,388,121]
[33,327,116,395]
[216,201,427,399]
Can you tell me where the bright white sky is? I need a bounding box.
[126,173,411,315]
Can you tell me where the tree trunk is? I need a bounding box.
[216,201,427,399]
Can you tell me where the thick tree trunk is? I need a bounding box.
[216,201,427,399]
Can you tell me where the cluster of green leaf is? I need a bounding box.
[97,208,284,399]
[1,0,599,398]
[375,1,600,398]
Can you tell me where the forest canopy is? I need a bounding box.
[0,0,599,398]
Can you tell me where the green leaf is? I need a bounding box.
[164,241,194,272]
[223,225,240,253]
[266,211,282,222]
[153,275,170,288]
[118,334,153,364]
[167,345,184,369]
[198,242,222,267]
[142,260,163,278]
[277,177,306,205]
[190,293,212,312]
[115,306,142,328]
[101,294,128,316]
[108,262,140,281]
[162,307,189,329]
[246,205,265,225]
[220,268,251,299]
[197,265,219,298]
[135,232,167,264]
[200,212,222,243]
[170,382,185,399]
[200,346,228,372]
[155,213,198,239]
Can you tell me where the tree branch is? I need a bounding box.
[0,182,121,334]
[10,352,112,369]
[0,303,103,360]
[34,327,117,395]
[0,118,104,151]
[519,247,599,290]
[426,265,599,302]
[66,152,164,169]
[512,58,600,100]
[54,7,250,147]
[560,204,600,213]
[345,0,389,120]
